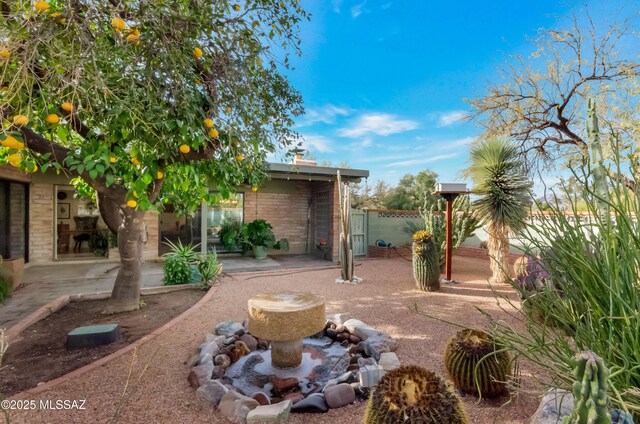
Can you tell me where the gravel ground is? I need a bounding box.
[7,256,540,424]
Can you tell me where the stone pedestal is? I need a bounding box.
[248,291,325,369]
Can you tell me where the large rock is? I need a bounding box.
[200,341,221,357]
[290,393,328,413]
[362,336,396,361]
[343,319,376,339]
[378,352,400,371]
[216,321,245,337]
[271,377,299,393]
[246,400,292,423]
[324,383,355,409]
[205,334,228,349]
[239,334,258,352]
[530,389,574,424]
[326,313,350,325]
[187,361,214,389]
[218,390,260,423]
[323,372,357,392]
[195,380,228,407]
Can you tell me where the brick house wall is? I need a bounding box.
[243,181,312,255]
[28,183,54,263]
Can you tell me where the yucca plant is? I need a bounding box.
[467,138,532,284]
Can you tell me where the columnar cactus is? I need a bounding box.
[363,365,468,424]
[412,230,440,291]
[444,329,511,398]
[337,170,356,282]
[563,351,611,424]
[587,98,609,220]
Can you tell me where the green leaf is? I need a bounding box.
[89,169,98,179]
[105,173,114,187]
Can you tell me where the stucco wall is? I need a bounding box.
[29,183,55,263]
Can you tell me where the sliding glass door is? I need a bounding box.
[0,180,28,261]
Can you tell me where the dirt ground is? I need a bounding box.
[1,289,204,397]
[7,257,542,424]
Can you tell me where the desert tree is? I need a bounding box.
[468,7,640,173]
[0,0,307,313]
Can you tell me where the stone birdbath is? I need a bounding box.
[248,291,326,369]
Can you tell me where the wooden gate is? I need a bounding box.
[350,208,367,257]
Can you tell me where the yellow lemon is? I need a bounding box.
[127,199,137,208]
[248,164,253,171]
[200,198,205,203]
[30,164,38,173]
[109,156,116,163]
[133,191,138,198]
[7,153,22,167]
[179,144,191,154]
[193,47,203,58]
[45,113,59,124]
[208,129,219,138]
[131,158,141,166]
[34,1,50,13]
[235,154,244,161]
[132,28,140,36]
[251,186,258,192]
[13,115,29,126]
[0,48,10,59]
[203,118,214,128]
[156,171,164,179]
[1,136,24,149]
[61,102,73,112]
[111,17,126,31]
[233,4,241,11]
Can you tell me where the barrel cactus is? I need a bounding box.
[444,329,511,398]
[412,230,440,291]
[363,365,468,424]
[563,351,611,424]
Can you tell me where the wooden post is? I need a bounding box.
[445,195,454,281]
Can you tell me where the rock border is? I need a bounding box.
[10,284,219,399]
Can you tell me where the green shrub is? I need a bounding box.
[195,249,222,288]
[0,256,12,303]
[219,221,242,251]
[162,240,199,285]
[162,256,193,285]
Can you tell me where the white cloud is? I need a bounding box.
[351,1,366,18]
[385,153,459,168]
[332,0,344,13]
[300,134,334,153]
[361,136,373,147]
[436,136,476,150]
[437,110,468,127]
[338,113,419,137]
[298,104,350,127]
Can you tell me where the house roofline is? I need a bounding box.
[267,162,369,182]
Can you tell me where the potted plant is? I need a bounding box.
[240,219,288,260]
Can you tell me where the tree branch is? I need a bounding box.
[98,192,123,233]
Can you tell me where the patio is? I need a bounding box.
[6,256,539,424]
[0,255,333,330]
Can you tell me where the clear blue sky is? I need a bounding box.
[273,0,630,188]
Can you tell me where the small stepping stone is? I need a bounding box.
[66,324,120,349]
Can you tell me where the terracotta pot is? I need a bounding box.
[1,257,24,291]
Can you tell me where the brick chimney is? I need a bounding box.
[292,152,316,166]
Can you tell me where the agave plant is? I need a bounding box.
[466,138,532,284]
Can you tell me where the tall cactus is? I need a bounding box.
[587,98,609,220]
[562,351,611,424]
[412,230,440,291]
[337,171,355,282]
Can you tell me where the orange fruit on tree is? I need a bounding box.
[126,33,140,44]
[45,113,59,124]
[193,47,203,58]
[13,115,29,126]
[7,153,22,167]
[251,186,258,192]
[179,144,191,154]
[233,4,241,11]
[226,107,232,114]
[0,48,9,59]
[131,158,141,166]
[126,199,137,208]
[235,154,244,161]
[61,102,73,112]
[208,129,219,138]
[156,171,164,179]
[109,156,116,163]
[111,17,126,31]
[34,1,50,13]
[30,164,38,173]
[203,118,214,128]
[1,136,24,149]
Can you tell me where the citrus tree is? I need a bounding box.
[0,0,307,313]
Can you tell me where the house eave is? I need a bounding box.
[267,163,369,183]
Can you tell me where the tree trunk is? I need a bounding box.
[102,208,146,314]
[488,222,511,284]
